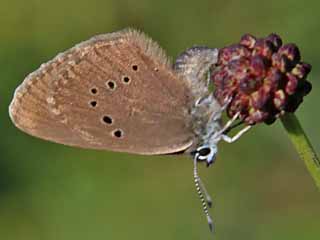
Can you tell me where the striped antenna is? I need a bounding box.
[193,156,214,232]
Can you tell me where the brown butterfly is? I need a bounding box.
[9,29,251,232]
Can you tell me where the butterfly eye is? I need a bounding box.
[195,145,217,164]
[195,146,217,167]
[198,147,211,157]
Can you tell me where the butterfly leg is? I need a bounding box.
[220,96,232,111]
[207,96,233,123]
[221,125,252,143]
[217,112,240,134]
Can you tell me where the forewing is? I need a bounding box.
[9,29,194,154]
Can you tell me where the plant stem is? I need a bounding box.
[281,113,320,190]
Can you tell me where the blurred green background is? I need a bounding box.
[1,0,320,239]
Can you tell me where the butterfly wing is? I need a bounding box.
[9,29,194,154]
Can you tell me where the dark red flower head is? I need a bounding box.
[211,33,312,125]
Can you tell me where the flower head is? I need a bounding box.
[211,33,312,125]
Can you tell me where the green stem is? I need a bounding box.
[281,113,320,190]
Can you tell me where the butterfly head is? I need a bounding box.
[193,145,218,167]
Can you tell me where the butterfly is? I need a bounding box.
[9,28,251,232]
